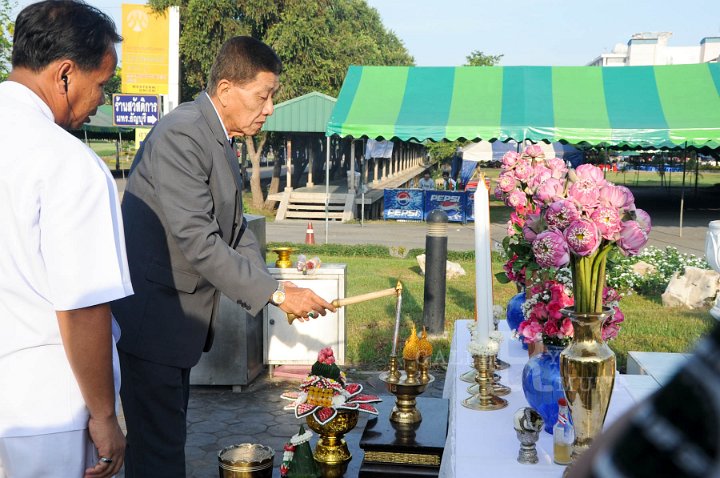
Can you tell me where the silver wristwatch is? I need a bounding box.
[270,282,286,306]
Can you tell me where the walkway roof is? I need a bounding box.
[262,91,336,133]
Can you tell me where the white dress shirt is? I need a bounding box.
[0,81,133,437]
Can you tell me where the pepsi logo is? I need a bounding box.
[396,191,411,206]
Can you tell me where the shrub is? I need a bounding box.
[607,246,709,295]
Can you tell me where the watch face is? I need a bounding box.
[272,290,286,305]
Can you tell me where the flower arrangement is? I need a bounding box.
[296,255,321,275]
[518,267,627,346]
[494,146,569,287]
[281,347,381,425]
[527,164,651,313]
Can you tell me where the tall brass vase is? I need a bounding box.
[560,307,615,460]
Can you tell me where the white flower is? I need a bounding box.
[331,394,347,407]
[467,321,477,334]
[492,305,505,322]
[490,330,504,344]
[467,338,499,356]
[290,429,313,446]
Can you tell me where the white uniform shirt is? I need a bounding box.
[0,81,133,437]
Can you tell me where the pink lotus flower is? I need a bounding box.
[634,208,652,234]
[598,184,628,209]
[590,206,622,240]
[507,189,528,208]
[513,160,532,182]
[501,151,520,169]
[615,185,635,209]
[564,219,601,256]
[524,144,544,158]
[521,212,543,242]
[528,165,553,192]
[574,164,607,186]
[532,229,570,268]
[617,220,648,256]
[497,172,517,193]
[544,199,581,229]
[534,178,565,205]
[545,157,568,179]
[568,179,600,209]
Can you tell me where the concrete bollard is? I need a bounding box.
[423,209,448,334]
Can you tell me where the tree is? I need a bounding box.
[104,67,122,104]
[0,0,15,81]
[464,50,503,67]
[148,0,413,210]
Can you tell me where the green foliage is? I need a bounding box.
[464,50,503,66]
[148,0,413,102]
[104,67,122,104]
[0,0,15,81]
[607,246,709,296]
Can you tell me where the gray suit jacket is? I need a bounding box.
[112,93,277,368]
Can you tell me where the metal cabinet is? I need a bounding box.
[264,264,346,365]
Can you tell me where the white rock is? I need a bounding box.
[661,266,720,309]
[416,254,466,280]
[631,260,657,277]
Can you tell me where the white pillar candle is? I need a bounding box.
[474,177,493,345]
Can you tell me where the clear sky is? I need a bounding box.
[12,0,720,66]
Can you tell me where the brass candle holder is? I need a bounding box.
[467,369,511,397]
[379,368,434,425]
[272,247,294,268]
[418,354,431,384]
[462,353,508,411]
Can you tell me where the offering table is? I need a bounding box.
[439,320,646,478]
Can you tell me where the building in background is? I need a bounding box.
[588,32,720,66]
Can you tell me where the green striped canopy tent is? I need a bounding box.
[326,64,720,149]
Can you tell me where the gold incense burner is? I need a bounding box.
[272,247,294,268]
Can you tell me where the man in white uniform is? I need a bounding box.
[0,2,132,477]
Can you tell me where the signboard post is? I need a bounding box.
[112,94,161,127]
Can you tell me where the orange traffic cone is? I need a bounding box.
[305,221,315,245]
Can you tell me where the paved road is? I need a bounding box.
[268,186,717,257]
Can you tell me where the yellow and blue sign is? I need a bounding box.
[121,4,170,95]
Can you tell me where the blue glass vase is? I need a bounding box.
[506,291,525,332]
[522,345,567,434]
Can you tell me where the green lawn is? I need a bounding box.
[267,244,714,372]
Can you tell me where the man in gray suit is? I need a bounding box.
[111,37,335,476]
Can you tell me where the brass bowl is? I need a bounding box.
[305,409,359,476]
[272,247,294,268]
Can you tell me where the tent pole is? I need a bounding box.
[361,139,366,227]
[680,142,687,237]
[325,136,330,244]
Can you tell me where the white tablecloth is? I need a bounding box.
[439,320,640,478]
